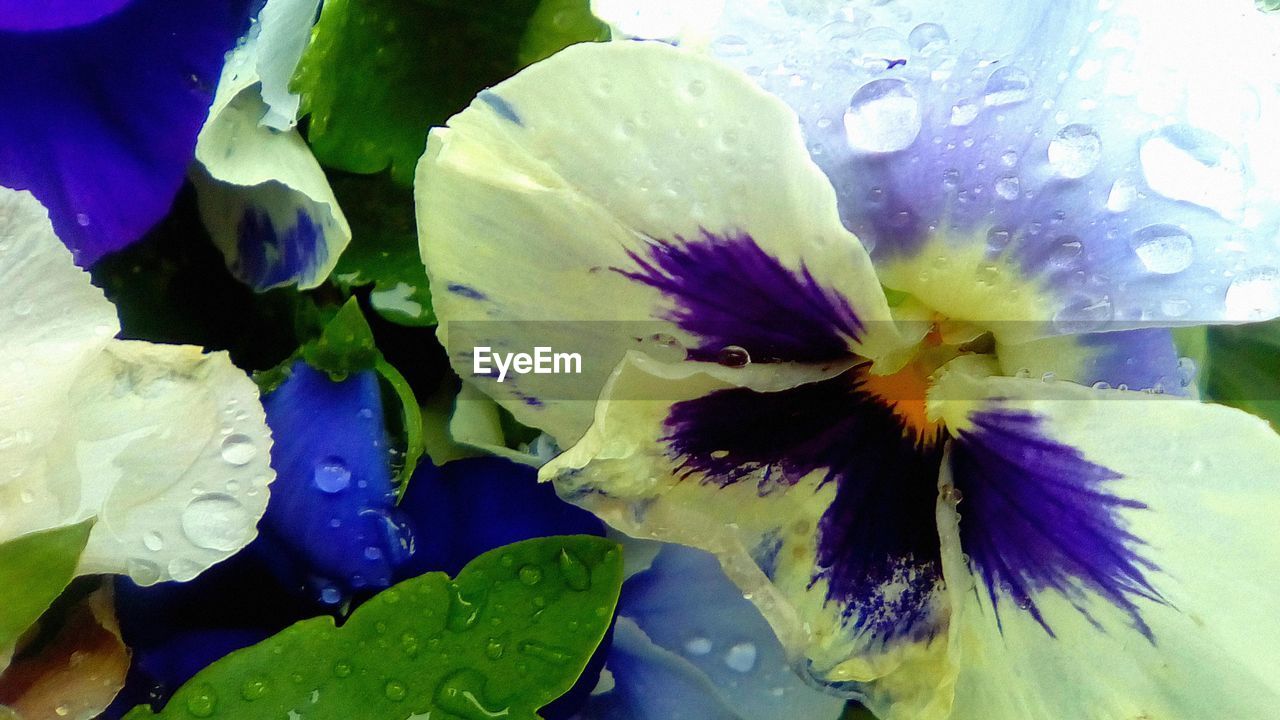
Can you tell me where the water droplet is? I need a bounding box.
[1106,178,1138,212]
[641,333,686,363]
[181,493,252,551]
[219,434,257,466]
[1178,357,1198,387]
[908,22,949,55]
[1130,224,1194,274]
[684,637,712,655]
[1140,125,1246,219]
[1161,297,1192,318]
[125,558,162,584]
[995,176,1021,201]
[1047,124,1102,179]
[485,637,505,659]
[446,584,486,632]
[716,345,751,368]
[724,642,758,673]
[143,532,164,552]
[558,548,591,591]
[185,685,217,717]
[941,486,964,504]
[844,78,921,153]
[240,678,269,701]
[333,660,352,678]
[950,99,979,126]
[519,640,573,665]
[1052,296,1114,333]
[518,565,543,586]
[986,227,1012,252]
[75,213,91,227]
[434,669,509,720]
[983,67,1032,107]
[319,584,343,605]
[313,457,352,494]
[384,680,408,701]
[1225,267,1280,321]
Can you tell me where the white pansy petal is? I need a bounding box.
[252,0,322,130]
[194,0,348,292]
[0,189,118,518]
[194,84,351,291]
[546,352,955,715]
[419,40,909,444]
[54,340,274,584]
[927,372,1280,719]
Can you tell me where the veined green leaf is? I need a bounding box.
[123,535,622,719]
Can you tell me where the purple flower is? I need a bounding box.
[0,0,252,264]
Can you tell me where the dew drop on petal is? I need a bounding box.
[908,22,949,55]
[219,434,257,466]
[1129,224,1194,274]
[1047,124,1102,179]
[724,642,758,673]
[1140,125,1246,219]
[950,98,979,126]
[313,456,352,494]
[995,176,1021,201]
[683,637,712,656]
[716,345,751,367]
[1225,267,1280,321]
[1106,178,1139,213]
[844,78,921,153]
[181,493,252,551]
[143,532,164,552]
[983,66,1032,107]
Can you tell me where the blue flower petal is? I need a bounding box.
[103,549,314,718]
[259,361,412,603]
[0,0,251,263]
[396,456,605,578]
[612,544,848,720]
[0,0,132,32]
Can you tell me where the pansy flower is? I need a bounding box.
[192,0,354,291]
[0,0,253,264]
[0,187,273,659]
[415,7,1280,719]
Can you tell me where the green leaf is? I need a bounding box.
[301,297,379,380]
[328,172,435,327]
[1205,320,1280,428]
[0,520,94,649]
[517,0,609,68]
[124,536,622,719]
[292,0,540,185]
[375,356,425,500]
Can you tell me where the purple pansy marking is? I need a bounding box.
[663,372,945,645]
[950,409,1164,640]
[616,230,864,363]
[0,0,251,264]
[235,208,328,291]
